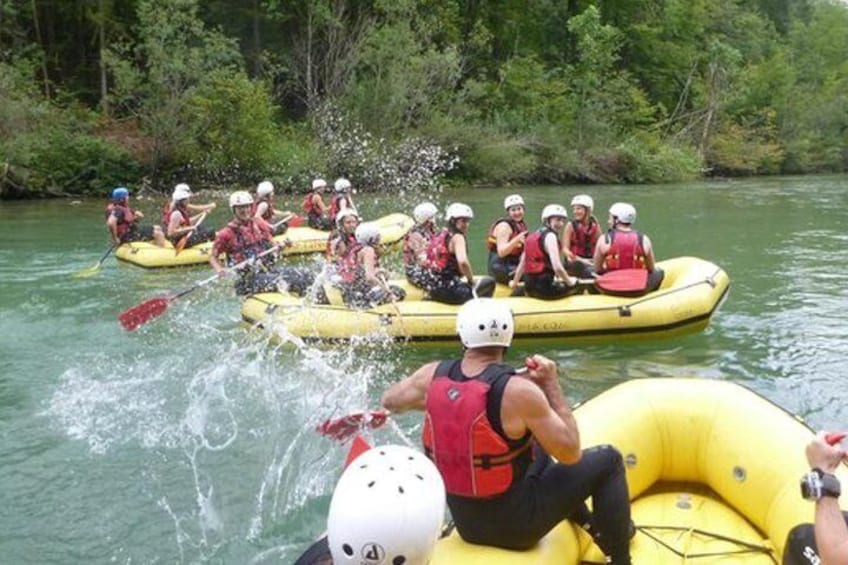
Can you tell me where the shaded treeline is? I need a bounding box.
[1,0,847,198]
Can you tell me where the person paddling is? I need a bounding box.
[252,180,291,235]
[105,187,167,247]
[382,298,633,563]
[162,183,216,247]
[210,191,313,296]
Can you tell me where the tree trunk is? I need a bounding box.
[99,0,109,116]
[30,0,51,98]
[306,4,314,110]
[700,61,720,158]
[252,0,261,76]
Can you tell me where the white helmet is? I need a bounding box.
[355,222,381,245]
[336,208,360,228]
[413,202,438,224]
[503,194,525,210]
[172,183,192,201]
[445,202,473,221]
[312,178,327,190]
[570,194,594,210]
[541,204,568,223]
[229,190,254,208]
[456,298,514,349]
[328,445,446,565]
[609,202,636,224]
[257,181,274,197]
[334,178,352,192]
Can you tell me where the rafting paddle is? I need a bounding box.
[118,246,278,331]
[72,243,118,278]
[174,211,208,256]
[317,364,536,442]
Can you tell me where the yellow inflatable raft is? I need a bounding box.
[242,256,729,343]
[114,213,414,268]
[115,239,216,269]
[430,377,848,563]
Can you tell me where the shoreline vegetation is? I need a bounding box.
[2,0,847,200]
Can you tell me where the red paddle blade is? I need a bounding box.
[317,410,390,442]
[826,432,847,446]
[118,297,173,331]
[288,215,303,227]
[596,269,649,294]
[343,435,373,468]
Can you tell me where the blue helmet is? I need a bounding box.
[111,187,130,200]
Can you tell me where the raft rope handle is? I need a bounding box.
[635,525,775,560]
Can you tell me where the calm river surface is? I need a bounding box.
[2,175,847,563]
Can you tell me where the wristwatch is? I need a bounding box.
[800,467,841,500]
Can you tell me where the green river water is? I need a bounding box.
[2,175,848,563]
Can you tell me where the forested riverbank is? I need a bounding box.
[2,0,847,198]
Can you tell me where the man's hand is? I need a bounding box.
[134,210,144,219]
[807,431,848,473]
[522,355,559,388]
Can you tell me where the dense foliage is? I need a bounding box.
[1,0,847,197]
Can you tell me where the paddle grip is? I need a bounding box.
[825,432,847,446]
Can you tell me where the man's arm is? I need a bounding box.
[209,232,230,275]
[807,432,848,563]
[381,361,439,413]
[502,355,581,464]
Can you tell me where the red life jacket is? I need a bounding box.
[423,360,533,498]
[220,219,273,265]
[523,227,557,275]
[326,231,356,259]
[251,196,273,221]
[486,217,527,256]
[328,194,351,223]
[402,224,435,268]
[106,202,135,238]
[603,229,646,271]
[336,241,369,284]
[162,203,191,229]
[302,192,320,215]
[569,217,600,259]
[425,228,461,277]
